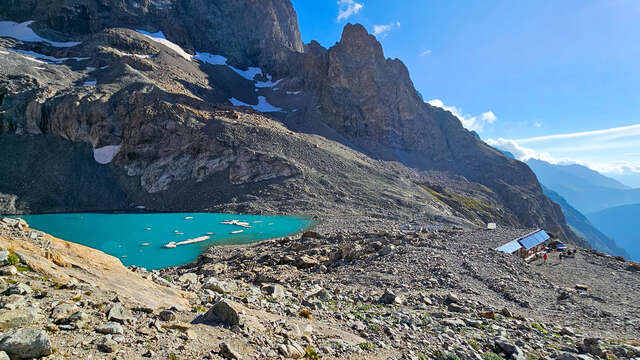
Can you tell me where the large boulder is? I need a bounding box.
[203,299,243,326]
[0,327,53,359]
[0,308,41,330]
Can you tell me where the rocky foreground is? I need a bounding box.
[0,217,639,360]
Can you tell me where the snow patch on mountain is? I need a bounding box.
[0,21,81,47]
[136,30,192,60]
[229,96,281,113]
[93,145,122,164]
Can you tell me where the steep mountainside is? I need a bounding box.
[588,204,640,262]
[542,185,630,258]
[0,1,583,245]
[0,0,303,72]
[527,159,640,213]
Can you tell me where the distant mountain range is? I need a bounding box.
[526,159,640,214]
[541,185,630,259]
[588,204,640,261]
[523,159,638,260]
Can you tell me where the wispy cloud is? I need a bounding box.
[487,123,640,178]
[420,49,432,57]
[428,99,497,132]
[516,123,640,144]
[373,21,400,37]
[534,121,542,128]
[337,0,364,21]
[485,138,554,162]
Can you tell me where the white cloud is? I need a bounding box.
[427,99,497,132]
[485,138,554,162]
[420,49,432,57]
[337,0,364,21]
[481,111,497,124]
[486,134,640,180]
[373,21,400,37]
[516,123,640,144]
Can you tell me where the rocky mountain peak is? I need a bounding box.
[336,23,384,61]
[0,0,584,246]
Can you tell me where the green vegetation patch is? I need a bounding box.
[531,322,549,335]
[421,185,494,218]
[7,249,19,265]
[482,352,506,360]
[304,345,319,359]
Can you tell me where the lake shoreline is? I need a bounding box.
[15,212,316,270]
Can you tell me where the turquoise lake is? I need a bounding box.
[18,213,313,269]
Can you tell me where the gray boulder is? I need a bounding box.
[203,278,237,294]
[95,336,119,353]
[50,303,79,324]
[0,308,41,330]
[262,284,285,298]
[0,266,17,276]
[204,299,243,326]
[96,322,125,335]
[0,327,53,359]
[0,251,8,265]
[5,283,32,296]
[379,290,402,305]
[107,303,133,324]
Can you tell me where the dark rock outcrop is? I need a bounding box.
[0,0,303,72]
[293,24,581,243]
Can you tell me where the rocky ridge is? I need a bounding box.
[1,218,639,359]
[0,0,586,248]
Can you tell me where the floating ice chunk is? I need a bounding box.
[194,52,228,65]
[93,145,122,164]
[83,81,97,86]
[136,30,192,60]
[85,66,96,71]
[286,91,302,95]
[229,96,281,113]
[0,21,81,47]
[0,49,8,55]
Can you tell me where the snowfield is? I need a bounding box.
[229,96,282,113]
[136,30,192,61]
[8,49,88,64]
[0,21,80,47]
[93,145,122,164]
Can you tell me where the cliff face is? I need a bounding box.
[0,0,303,71]
[295,24,580,243]
[0,2,583,244]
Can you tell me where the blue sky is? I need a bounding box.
[291,0,640,185]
